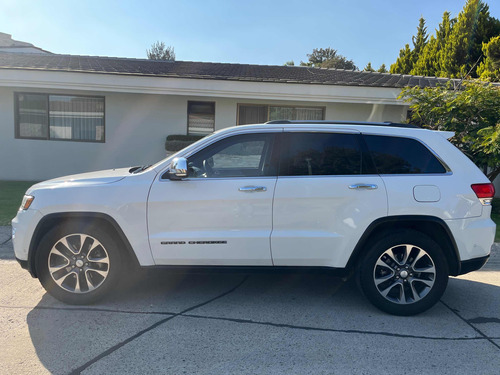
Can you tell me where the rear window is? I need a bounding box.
[364,135,446,174]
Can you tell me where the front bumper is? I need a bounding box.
[458,255,490,275]
[16,256,29,270]
[12,209,43,277]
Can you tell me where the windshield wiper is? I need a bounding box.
[129,165,151,174]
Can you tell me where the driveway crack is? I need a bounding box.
[0,236,11,246]
[180,312,497,341]
[440,300,500,351]
[68,275,249,375]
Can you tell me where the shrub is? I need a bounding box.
[492,198,500,215]
[166,134,205,142]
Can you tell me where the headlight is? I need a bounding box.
[19,195,34,210]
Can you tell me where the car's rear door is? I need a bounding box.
[271,129,387,268]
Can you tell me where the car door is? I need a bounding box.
[148,131,279,265]
[271,130,388,268]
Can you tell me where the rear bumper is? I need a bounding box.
[458,255,490,275]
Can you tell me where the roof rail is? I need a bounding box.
[265,120,419,129]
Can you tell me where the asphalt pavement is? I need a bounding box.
[1,226,499,375]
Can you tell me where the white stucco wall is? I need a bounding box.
[0,87,407,181]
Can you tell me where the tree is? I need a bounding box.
[377,64,388,73]
[412,17,429,63]
[284,60,295,66]
[300,48,358,70]
[391,17,428,74]
[412,12,454,77]
[440,0,499,78]
[147,41,175,61]
[477,35,500,81]
[399,81,500,181]
[364,62,375,72]
[390,44,414,74]
[394,2,500,80]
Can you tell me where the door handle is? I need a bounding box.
[349,184,378,190]
[239,186,267,192]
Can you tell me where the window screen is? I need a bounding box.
[237,104,325,125]
[238,105,267,125]
[282,133,363,176]
[364,135,446,174]
[16,93,48,139]
[188,101,215,135]
[269,106,324,121]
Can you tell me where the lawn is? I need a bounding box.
[0,181,38,226]
[492,213,500,243]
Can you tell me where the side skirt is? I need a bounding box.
[139,265,352,277]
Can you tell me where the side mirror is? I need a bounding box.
[168,157,188,180]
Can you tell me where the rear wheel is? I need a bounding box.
[36,222,123,304]
[357,230,449,316]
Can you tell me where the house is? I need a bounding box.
[0,35,455,181]
[0,32,52,55]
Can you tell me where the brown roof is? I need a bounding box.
[0,52,454,88]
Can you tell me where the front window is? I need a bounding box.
[187,133,276,178]
[15,93,105,142]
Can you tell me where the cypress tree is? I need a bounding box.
[364,62,375,72]
[412,17,429,63]
[440,0,490,78]
[390,44,414,74]
[391,17,428,74]
[412,12,454,76]
[478,35,500,81]
[377,64,388,73]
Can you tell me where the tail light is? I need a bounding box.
[471,183,495,205]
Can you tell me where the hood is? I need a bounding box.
[27,167,131,193]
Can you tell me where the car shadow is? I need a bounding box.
[26,271,500,375]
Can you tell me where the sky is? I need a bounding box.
[1,0,499,69]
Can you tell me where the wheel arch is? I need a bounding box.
[28,212,139,278]
[347,215,461,276]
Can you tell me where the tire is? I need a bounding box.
[357,230,449,316]
[36,222,123,304]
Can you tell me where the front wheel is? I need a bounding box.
[357,230,449,316]
[36,223,123,304]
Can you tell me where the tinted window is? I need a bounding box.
[364,135,446,174]
[187,133,276,178]
[282,133,363,176]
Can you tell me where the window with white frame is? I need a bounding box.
[15,93,105,142]
[188,101,215,135]
[237,104,324,125]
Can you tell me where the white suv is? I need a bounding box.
[12,121,496,315]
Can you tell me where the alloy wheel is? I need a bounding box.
[373,244,436,304]
[47,233,110,294]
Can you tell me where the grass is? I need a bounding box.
[492,214,500,243]
[0,181,38,226]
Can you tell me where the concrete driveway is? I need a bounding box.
[1,226,499,375]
